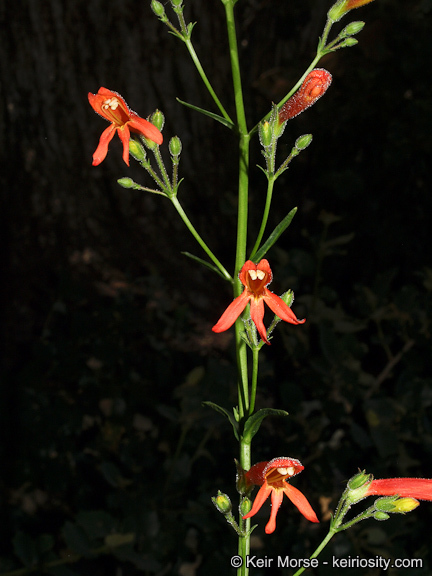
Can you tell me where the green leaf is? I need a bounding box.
[105,533,135,548]
[76,510,116,539]
[176,98,235,130]
[181,252,230,280]
[251,207,297,262]
[203,401,239,440]
[62,522,92,557]
[242,408,289,443]
[12,531,37,568]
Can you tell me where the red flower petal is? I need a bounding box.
[367,478,432,501]
[243,483,272,519]
[265,489,284,534]
[92,124,116,166]
[212,291,250,333]
[263,289,306,325]
[249,297,268,343]
[282,484,320,523]
[117,124,132,166]
[129,115,163,145]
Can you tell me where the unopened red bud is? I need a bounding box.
[279,69,332,122]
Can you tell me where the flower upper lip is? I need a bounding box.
[88,87,163,166]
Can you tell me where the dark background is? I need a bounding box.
[1,0,431,574]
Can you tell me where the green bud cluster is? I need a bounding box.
[117,177,137,189]
[129,139,147,162]
[295,134,313,151]
[151,109,165,132]
[212,491,232,515]
[169,136,182,158]
[340,21,365,37]
[150,0,167,20]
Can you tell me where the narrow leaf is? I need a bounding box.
[182,252,229,280]
[242,408,289,444]
[203,401,239,440]
[251,207,297,263]
[176,98,235,130]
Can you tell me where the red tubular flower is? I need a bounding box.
[278,69,332,123]
[328,0,375,21]
[345,0,375,10]
[243,457,319,534]
[366,478,432,501]
[212,259,305,345]
[88,87,163,166]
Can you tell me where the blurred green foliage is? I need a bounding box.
[1,0,432,574]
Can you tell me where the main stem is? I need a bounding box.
[223,1,251,574]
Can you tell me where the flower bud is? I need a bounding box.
[129,139,147,162]
[281,290,295,308]
[150,109,165,132]
[346,471,373,503]
[279,69,332,122]
[374,496,399,512]
[259,120,273,148]
[235,460,250,495]
[151,0,166,18]
[340,21,365,37]
[328,0,375,23]
[169,136,182,157]
[295,134,313,151]
[240,497,252,517]
[348,470,372,490]
[171,0,183,5]
[375,495,422,515]
[339,37,359,48]
[373,511,390,521]
[117,177,136,189]
[212,491,232,515]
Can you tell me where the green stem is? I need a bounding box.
[222,2,252,575]
[153,146,171,190]
[184,38,234,125]
[291,530,336,576]
[170,195,232,282]
[249,16,336,138]
[249,347,259,416]
[249,175,275,260]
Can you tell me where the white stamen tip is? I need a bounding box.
[256,270,266,281]
[248,270,258,281]
[103,97,120,111]
[277,466,296,476]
